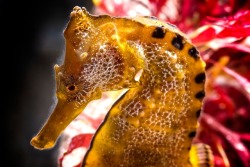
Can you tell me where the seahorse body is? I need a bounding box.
[30,6,207,167]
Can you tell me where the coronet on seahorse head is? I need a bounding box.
[30,6,144,150]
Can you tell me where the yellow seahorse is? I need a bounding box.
[30,6,212,167]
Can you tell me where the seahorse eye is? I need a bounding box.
[67,85,76,91]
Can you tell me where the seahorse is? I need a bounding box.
[30,6,210,167]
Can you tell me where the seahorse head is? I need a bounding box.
[30,7,143,150]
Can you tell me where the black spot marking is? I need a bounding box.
[172,34,184,50]
[188,47,199,59]
[152,26,166,38]
[195,73,206,83]
[187,146,191,150]
[189,131,196,138]
[195,91,205,99]
[196,109,201,118]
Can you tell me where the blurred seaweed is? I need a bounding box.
[58,0,250,166]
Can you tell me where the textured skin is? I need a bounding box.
[30,6,206,167]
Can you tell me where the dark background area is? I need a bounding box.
[2,0,93,166]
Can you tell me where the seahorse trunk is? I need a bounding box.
[82,9,206,167]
